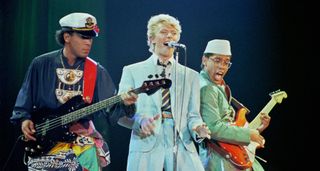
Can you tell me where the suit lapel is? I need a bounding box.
[143,57,162,109]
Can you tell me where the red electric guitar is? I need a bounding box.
[214,90,287,169]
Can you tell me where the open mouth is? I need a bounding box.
[215,72,224,79]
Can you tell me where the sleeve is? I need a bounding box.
[200,85,251,145]
[117,66,142,132]
[94,65,135,125]
[10,60,37,125]
[187,72,205,141]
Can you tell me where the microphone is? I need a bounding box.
[164,41,186,49]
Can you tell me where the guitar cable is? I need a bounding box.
[245,148,268,163]
[255,155,267,163]
[1,135,24,171]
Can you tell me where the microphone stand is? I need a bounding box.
[173,49,179,171]
[173,46,187,171]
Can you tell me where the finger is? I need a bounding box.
[29,122,36,133]
[149,126,156,135]
[23,130,36,141]
[147,121,156,133]
[141,126,150,135]
[261,114,271,120]
[192,125,199,131]
[128,92,138,99]
[153,114,161,120]
[26,134,37,141]
[22,125,33,135]
[142,121,154,134]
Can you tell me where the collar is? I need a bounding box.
[61,48,86,68]
[151,53,174,66]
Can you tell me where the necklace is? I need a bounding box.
[56,53,84,104]
[58,54,82,84]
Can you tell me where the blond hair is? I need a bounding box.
[147,14,182,52]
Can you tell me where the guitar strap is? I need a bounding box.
[217,82,250,113]
[83,57,97,104]
[231,97,251,114]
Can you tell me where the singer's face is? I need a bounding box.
[151,24,180,60]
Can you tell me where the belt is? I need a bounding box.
[161,113,173,119]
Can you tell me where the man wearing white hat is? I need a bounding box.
[198,39,271,171]
[10,12,137,170]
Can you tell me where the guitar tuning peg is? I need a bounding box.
[269,89,281,96]
[155,74,159,78]
[148,75,153,79]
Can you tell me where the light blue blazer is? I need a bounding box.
[118,54,204,153]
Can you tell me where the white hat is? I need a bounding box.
[204,39,231,55]
[59,12,99,37]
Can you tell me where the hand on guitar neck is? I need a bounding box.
[256,113,271,133]
[120,91,138,106]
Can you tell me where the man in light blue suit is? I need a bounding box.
[117,14,211,171]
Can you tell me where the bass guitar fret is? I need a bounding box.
[62,96,122,124]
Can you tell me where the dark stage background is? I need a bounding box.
[0,0,307,170]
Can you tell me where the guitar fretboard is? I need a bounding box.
[248,99,277,129]
[61,95,122,125]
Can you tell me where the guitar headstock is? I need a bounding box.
[269,90,287,104]
[137,78,172,95]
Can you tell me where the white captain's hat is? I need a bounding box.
[59,12,99,37]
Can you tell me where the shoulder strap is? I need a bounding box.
[83,57,97,104]
[231,97,250,114]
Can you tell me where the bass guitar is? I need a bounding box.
[214,90,287,169]
[23,78,171,157]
